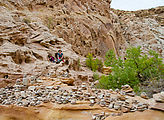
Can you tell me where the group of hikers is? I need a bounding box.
[48,50,64,63]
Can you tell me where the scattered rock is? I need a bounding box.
[153,92,164,103]
[140,92,149,99]
[60,77,74,85]
[0,79,150,115]
[151,103,164,112]
[121,85,133,93]
[102,67,112,75]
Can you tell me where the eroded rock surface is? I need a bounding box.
[0,1,163,120]
[111,7,164,58]
[0,2,85,80]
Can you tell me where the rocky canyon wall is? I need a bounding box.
[0,0,163,78]
[0,0,125,79]
[111,6,164,57]
[0,0,81,79]
[29,0,124,57]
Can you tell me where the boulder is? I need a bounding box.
[151,103,164,112]
[121,85,133,93]
[60,77,75,86]
[140,92,149,99]
[102,67,112,75]
[153,92,164,103]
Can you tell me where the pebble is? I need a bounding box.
[114,103,121,110]
[36,78,43,83]
[108,103,114,109]
[90,99,95,104]
[115,88,119,93]
[71,99,76,104]
[126,92,135,97]
[28,86,36,91]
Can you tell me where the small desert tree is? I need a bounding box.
[98,46,163,91]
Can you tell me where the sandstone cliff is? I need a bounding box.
[1,0,163,77]
[0,0,83,80]
[111,6,164,57]
[0,1,164,120]
[0,0,125,81]
[29,0,124,57]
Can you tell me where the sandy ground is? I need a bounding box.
[107,110,164,120]
[0,105,42,120]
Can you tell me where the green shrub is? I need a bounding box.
[98,46,163,91]
[45,17,54,29]
[95,58,103,72]
[86,53,94,69]
[97,75,112,89]
[23,18,31,24]
[86,53,103,72]
[93,73,100,81]
[77,58,81,67]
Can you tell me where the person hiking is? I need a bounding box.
[57,50,64,63]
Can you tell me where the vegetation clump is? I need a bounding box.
[23,18,31,24]
[89,46,164,92]
[86,53,103,72]
[93,73,100,81]
[45,17,54,29]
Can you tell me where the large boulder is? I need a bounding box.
[59,77,75,85]
[153,92,164,103]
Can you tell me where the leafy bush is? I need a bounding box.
[93,73,100,81]
[86,53,94,69]
[95,58,103,72]
[98,46,163,91]
[86,53,103,72]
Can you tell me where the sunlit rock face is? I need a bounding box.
[32,0,124,57]
[0,2,80,78]
[111,7,164,58]
[0,0,163,78]
[0,1,163,120]
[0,0,125,77]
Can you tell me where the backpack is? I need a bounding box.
[50,56,54,62]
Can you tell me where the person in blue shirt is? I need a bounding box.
[57,50,64,63]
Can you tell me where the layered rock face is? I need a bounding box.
[0,0,125,82]
[1,0,163,78]
[0,1,81,79]
[0,1,164,120]
[111,7,164,57]
[30,0,124,57]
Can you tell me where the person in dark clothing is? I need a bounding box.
[48,55,55,63]
[57,50,64,63]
